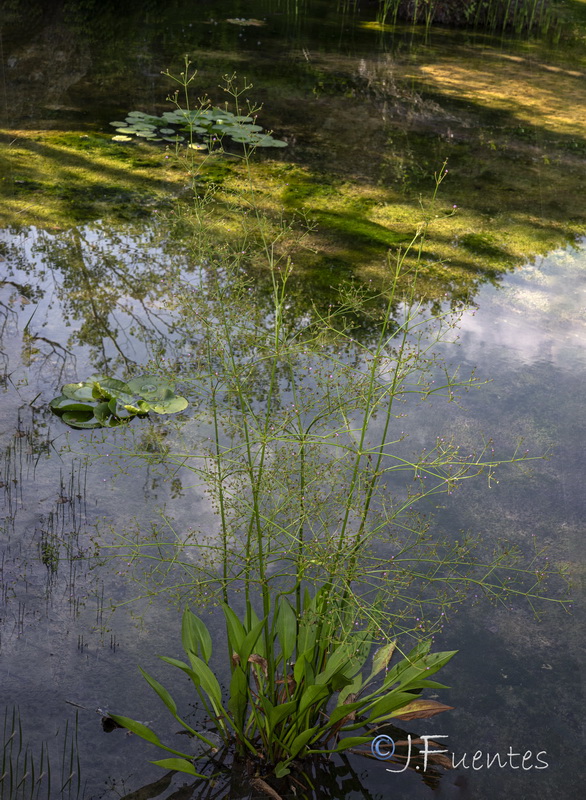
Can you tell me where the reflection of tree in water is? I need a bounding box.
[3,221,407,382]
[26,223,183,372]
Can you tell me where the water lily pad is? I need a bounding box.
[188,143,208,150]
[91,379,137,406]
[127,375,175,401]
[252,134,288,147]
[112,135,133,142]
[61,410,102,429]
[50,396,94,413]
[95,378,132,395]
[111,104,286,150]
[94,402,114,424]
[182,125,209,134]
[148,396,189,414]
[51,372,188,427]
[62,380,104,401]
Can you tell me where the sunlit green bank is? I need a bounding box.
[1,0,585,306]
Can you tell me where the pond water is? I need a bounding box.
[1,2,585,799]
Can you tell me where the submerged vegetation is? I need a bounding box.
[2,24,585,304]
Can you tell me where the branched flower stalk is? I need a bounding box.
[99,67,570,784]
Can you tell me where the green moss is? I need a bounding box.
[459,233,511,259]
[2,22,585,308]
[0,129,184,229]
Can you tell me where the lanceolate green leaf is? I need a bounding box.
[366,641,397,685]
[228,665,248,730]
[268,700,297,731]
[288,726,320,758]
[364,691,419,725]
[384,649,458,691]
[138,666,177,715]
[238,618,266,664]
[296,684,330,718]
[182,608,213,663]
[107,715,194,759]
[275,598,297,663]
[184,654,225,716]
[222,604,246,653]
[150,758,205,777]
[308,735,372,754]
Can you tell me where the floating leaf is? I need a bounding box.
[148,396,188,414]
[50,396,94,414]
[127,375,175,401]
[110,104,286,149]
[61,410,102,429]
[51,373,188,428]
[94,402,114,425]
[62,381,97,401]
[112,135,133,142]
[183,125,209,134]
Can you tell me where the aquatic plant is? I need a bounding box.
[49,374,188,429]
[104,71,567,792]
[111,103,287,149]
[111,58,287,150]
[0,707,83,800]
[111,599,456,779]
[376,0,565,34]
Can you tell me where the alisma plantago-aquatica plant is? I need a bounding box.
[105,69,568,785]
